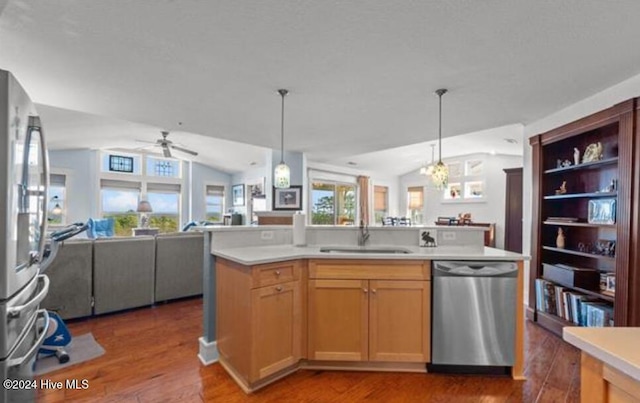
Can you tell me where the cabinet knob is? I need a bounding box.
[276,286,283,292]
[372,289,377,294]
[363,288,368,293]
[275,270,281,276]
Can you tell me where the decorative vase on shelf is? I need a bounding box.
[556,227,565,249]
[574,148,580,165]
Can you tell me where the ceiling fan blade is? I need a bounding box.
[170,145,198,156]
[162,144,172,158]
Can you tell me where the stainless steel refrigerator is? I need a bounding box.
[1,69,51,403]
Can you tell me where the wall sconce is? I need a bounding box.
[50,195,63,215]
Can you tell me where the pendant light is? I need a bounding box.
[274,89,290,188]
[431,88,448,189]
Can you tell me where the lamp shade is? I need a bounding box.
[137,200,153,213]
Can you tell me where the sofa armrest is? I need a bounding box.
[154,232,204,302]
[93,236,155,314]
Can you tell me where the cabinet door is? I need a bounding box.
[308,279,368,361]
[250,281,301,381]
[369,280,430,362]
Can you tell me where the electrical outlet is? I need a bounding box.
[261,231,274,240]
[442,231,456,241]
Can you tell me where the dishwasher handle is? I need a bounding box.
[433,261,519,278]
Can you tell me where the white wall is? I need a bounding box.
[399,153,523,249]
[522,71,640,307]
[49,149,98,223]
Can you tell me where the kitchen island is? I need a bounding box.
[196,226,527,393]
[564,327,640,402]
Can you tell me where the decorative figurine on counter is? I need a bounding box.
[556,227,566,249]
[560,159,572,167]
[574,147,580,165]
[582,142,603,163]
[555,181,567,195]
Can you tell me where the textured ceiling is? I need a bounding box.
[2,1,640,174]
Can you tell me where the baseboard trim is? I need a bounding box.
[198,337,219,365]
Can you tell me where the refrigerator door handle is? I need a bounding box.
[7,275,49,318]
[7,309,50,367]
[32,116,50,264]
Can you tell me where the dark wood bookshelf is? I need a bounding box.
[529,97,640,334]
[543,192,617,200]
[542,246,616,261]
[543,157,619,174]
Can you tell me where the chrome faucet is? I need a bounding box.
[358,220,370,246]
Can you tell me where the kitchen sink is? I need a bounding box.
[319,246,413,254]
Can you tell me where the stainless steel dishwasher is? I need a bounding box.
[431,261,518,368]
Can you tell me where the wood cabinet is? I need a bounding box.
[216,258,302,392]
[528,98,640,335]
[581,353,640,403]
[307,259,430,363]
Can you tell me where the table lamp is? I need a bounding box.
[137,200,153,228]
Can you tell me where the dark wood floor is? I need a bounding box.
[36,298,580,402]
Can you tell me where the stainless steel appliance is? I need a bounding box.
[431,261,517,368]
[1,69,51,403]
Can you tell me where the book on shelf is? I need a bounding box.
[582,302,614,327]
[535,278,613,327]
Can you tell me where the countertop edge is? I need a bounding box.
[212,245,528,266]
[563,328,640,382]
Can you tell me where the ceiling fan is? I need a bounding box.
[137,131,198,158]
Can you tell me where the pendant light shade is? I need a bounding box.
[274,89,290,189]
[431,88,448,190]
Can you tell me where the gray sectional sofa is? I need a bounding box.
[41,232,204,319]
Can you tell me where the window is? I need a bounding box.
[146,156,181,178]
[407,186,424,224]
[147,183,181,233]
[99,151,184,232]
[100,179,141,236]
[374,185,388,224]
[48,173,66,224]
[205,185,225,222]
[101,152,141,175]
[311,181,357,225]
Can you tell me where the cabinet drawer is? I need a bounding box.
[309,260,430,280]
[252,260,301,288]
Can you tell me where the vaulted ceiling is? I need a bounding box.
[2,1,640,174]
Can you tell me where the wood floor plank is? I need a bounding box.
[35,297,581,402]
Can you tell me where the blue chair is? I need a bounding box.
[86,218,115,238]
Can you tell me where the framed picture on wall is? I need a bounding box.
[232,184,245,206]
[273,185,303,210]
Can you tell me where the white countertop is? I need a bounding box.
[563,327,640,382]
[211,244,526,266]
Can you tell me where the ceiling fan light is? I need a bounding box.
[163,147,171,158]
[274,162,290,188]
